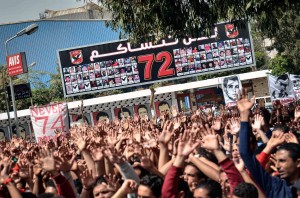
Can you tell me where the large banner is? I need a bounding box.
[30,103,69,142]
[268,74,295,104]
[221,75,242,106]
[58,21,255,97]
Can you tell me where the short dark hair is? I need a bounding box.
[158,101,170,109]
[186,163,208,180]
[96,111,109,121]
[273,124,289,133]
[277,143,300,161]
[138,105,148,112]
[195,180,222,198]
[140,174,164,198]
[233,182,258,198]
[118,108,131,119]
[223,76,238,87]
[275,74,289,84]
[75,115,89,124]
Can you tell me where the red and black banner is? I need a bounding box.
[58,21,255,97]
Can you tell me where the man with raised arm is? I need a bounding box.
[238,90,299,198]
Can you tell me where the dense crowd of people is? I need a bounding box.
[1,90,300,198]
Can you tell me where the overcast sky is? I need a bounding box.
[0,0,90,24]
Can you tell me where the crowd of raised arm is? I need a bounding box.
[1,89,300,198]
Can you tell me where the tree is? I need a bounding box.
[263,13,300,75]
[89,0,300,43]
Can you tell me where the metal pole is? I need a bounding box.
[1,67,12,139]
[5,35,20,137]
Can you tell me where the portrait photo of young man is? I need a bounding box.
[221,75,242,104]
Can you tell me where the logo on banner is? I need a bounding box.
[70,50,83,64]
[225,24,239,38]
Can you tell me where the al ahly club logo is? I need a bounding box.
[70,50,83,64]
[225,24,239,38]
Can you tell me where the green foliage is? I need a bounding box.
[268,55,296,76]
[93,0,300,43]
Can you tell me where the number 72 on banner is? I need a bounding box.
[138,51,175,80]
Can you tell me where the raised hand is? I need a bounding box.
[285,132,299,144]
[91,147,105,162]
[104,146,123,164]
[103,174,121,192]
[251,114,264,130]
[80,169,95,190]
[171,105,178,118]
[18,155,30,179]
[117,179,138,195]
[0,159,11,184]
[138,157,154,171]
[158,120,174,145]
[237,89,255,119]
[177,130,199,157]
[33,164,42,177]
[55,154,76,172]
[40,149,56,172]
[200,128,220,151]
[229,117,240,135]
[267,131,285,148]
[295,106,300,122]
[233,157,246,172]
[72,132,87,152]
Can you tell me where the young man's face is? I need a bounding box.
[158,104,170,115]
[225,79,239,100]
[98,116,109,121]
[121,111,130,119]
[276,149,300,182]
[183,165,201,191]
[138,107,148,117]
[93,183,115,198]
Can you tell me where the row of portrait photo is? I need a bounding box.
[173,37,252,75]
[173,37,251,57]
[175,54,253,76]
[64,56,138,74]
[63,62,139,83]
[65,74,141,94]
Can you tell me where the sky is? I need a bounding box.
[0,0,90,24]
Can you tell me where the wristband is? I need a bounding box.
[3,178,12,185]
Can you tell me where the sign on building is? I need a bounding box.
[6,52,28,76]
[58,21,255,97]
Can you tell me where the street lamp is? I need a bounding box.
[5,23,38,137]
[0,65,12,139]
